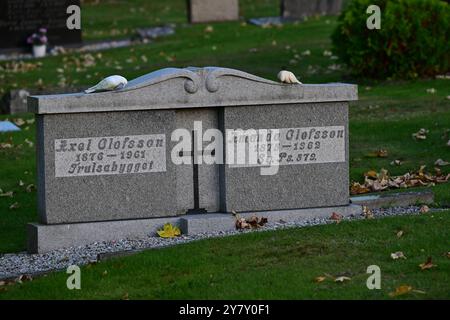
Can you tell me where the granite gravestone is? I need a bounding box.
[28,67,359,253]
[281,0,344,19]
[188,0,239,23]
[0,0,82,50]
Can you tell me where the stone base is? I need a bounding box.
[28,204,362,253]
[351,191,434,210]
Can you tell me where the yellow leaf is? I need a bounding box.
[314,276,327,283]
[365,170,378,179]
[389,285,413,297]
[419,257,436,270]
[363,206,374,219]
[157,223,181,238]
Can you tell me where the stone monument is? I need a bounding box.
[0,0,82,50]
[28,66,359,253]
[188,0,239,23]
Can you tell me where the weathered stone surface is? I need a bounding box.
[175,108,221,213]
[29,67,357,114]
[189,0,239,23]
[36,110,182,224]
[2,89,29,114]
[220,102,349,212]
[281,0,344,19]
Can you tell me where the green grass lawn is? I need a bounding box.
[0,0,449,299]
[1,0,449,254]
[1,212,449,299]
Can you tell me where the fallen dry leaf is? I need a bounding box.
[235,215,268,230]
[122,292,129,300]
[330,212,343,223]
[396,230,404,238]
[377,149,388,158]
[24,139,34,147]
[419,257,436,270]
[0,143,13,149]
[157,223,181,238]
[13,118,25,126]
[350,167,450,195]
[363,206,374,219]
[412,128,429,140]
[9,202,20,210]
[204,25,214,33]
[434,159,449,167]
[350,182,370,195]
[26,184,36,193]
[314,276,327,283]
[391,251,407,260]
[236,217,250,229]
[445,252,450,259]
[365,170,378,179]
[0,191,13,197]
[389,285,413,297]
[16,274,33,284]
[334,276,351,282]
[419,205,430,214]
[390,159,402,166]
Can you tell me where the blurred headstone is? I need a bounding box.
[1,87,83,115]
[1,89,30,114]
[136,25,175,41]
[248,17,284,27]
[281,0,343,19]
[189,0,239,23]
[0,0,82,50]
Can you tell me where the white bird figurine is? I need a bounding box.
[84,75,128,93]
[277,68,302,84]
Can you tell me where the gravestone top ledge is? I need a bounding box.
[28,67,358,114]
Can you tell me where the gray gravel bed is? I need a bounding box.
[0,205,445,280]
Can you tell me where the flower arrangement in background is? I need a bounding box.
[27,28,48,46]
[27,28,48,57]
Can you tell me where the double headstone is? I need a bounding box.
[281,0,344,20]
[0,0,82,50]
[28,67,358,253]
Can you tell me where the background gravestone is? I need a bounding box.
[0,0,82,50]
[281,0,344,19]
[189,0,239,23]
